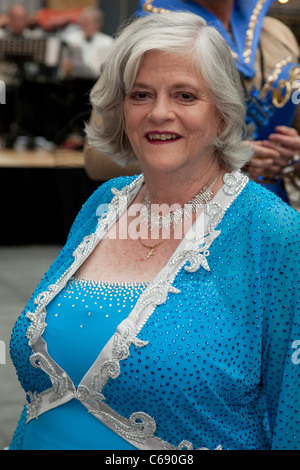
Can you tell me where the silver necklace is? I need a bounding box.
[140,170,219,230]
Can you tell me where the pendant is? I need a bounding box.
[138,237,165,260]
[146,247,155,260]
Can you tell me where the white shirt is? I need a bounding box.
[64,30,114,78]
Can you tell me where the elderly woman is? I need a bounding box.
[9,12,299,450]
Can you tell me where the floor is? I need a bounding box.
[0,244,61,449]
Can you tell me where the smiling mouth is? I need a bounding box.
[145,132,181,143]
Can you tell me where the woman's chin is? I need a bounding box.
[140,155,187,175]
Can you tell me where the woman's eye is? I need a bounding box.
[131,92,149,100]
[178,92,196,101]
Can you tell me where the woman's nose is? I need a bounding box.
[148,95,175,123]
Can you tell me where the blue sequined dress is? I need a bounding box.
[21,279,147,450]
[9,172,300,450]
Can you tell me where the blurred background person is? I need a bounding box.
[0,4,30,37]
[53,6,114,152]
[61,7,114,79]
[0,4,46,146]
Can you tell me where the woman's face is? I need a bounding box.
[123,51,222,176]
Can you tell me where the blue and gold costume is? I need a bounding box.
[136,0,300,140]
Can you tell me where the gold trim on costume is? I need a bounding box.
[141,0,267,65]
[142,0,170,14]
[260,57,300,108]
[244,0,267,63]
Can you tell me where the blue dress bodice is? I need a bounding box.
[22,278,148,450]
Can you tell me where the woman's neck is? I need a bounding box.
[141,160,226,208]
[191,0,235,30]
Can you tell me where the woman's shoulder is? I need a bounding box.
[242,179,299,215]
[90,174,142,203]
[67,174,142,239]
[239,179,300,239]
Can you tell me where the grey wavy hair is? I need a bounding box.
[86,11,253,169]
